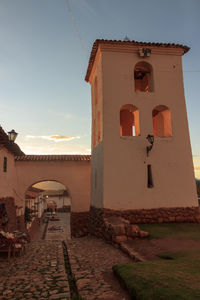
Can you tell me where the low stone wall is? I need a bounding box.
[90,206,200,224]
[0,197,17,232]
[71,212,89,237]
[89,206,200,244]
[69,206,200,240]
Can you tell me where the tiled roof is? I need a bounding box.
[15,155,91,162]
[85,39,190,82]
[0,126,24,156]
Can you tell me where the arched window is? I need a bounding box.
[152,105,172,137]
[120,105,140,136]
[134,62,153,92]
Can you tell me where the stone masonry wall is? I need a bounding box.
[102,206,200,224]
[0,197,17,232]
[89,206,200,244]
[71,211,89,237]
[70,206,200,241]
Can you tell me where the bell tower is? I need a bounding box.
[86,39,199,224]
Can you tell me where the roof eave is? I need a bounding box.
[85,39,190,82]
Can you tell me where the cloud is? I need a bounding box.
[26,135,80,142]
[51,111,75,119]
[20,143,91,155]
[193,157,200,163]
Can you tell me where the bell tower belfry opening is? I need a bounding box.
[86,39,199,225]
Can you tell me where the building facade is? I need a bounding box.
[0,39,199,237]
[86,39,199,225]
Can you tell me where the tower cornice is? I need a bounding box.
[85,39,190,82]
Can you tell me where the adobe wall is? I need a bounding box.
[100,48,198,210]
[0,148,19,201]
[15,160,91,213]
[46,196,71,209]
[0,148,23,231]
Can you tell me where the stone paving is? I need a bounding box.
[0,212,133,299]
[67,236,132,300]
[46,213,71,241]
[0,240,70,300]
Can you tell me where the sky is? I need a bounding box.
[0,0,200,177]
[33,181,66,191]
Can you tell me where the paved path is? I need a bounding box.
[46,213,71,241]
[68,237,132,300]
[0,213,132,299]
[0,213,70,300]
[0,241,70,299]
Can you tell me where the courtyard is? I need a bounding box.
[0,213,131,300]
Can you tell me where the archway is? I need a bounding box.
[25,180,71,238]
[120,104,140,136]
[134,61,154,92]
[152,105,172,137]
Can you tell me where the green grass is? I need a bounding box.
[139,223,200,239]
[113,224,200,299]
[113,250,200,299]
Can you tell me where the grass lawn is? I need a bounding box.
[139,223,200,239]
[113,223,200,299]
[113,250,200,299]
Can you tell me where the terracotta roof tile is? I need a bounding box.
[15,155,91,162]
[0,126,24,156]
[85,39,190,82]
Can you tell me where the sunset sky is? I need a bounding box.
[0,0,200,177]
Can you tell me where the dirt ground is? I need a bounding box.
[125,238,200,260]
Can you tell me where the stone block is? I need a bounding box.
[168,216,176,222]
[112,224,126,236]
[195,215,200,223]
[113,235,127,243]
[139,230,149,238]
[126,225,140,237]
[175,216,185,222]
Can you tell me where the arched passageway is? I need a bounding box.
[15,155,91,236]
[25,180,72,238]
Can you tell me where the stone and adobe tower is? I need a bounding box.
[85,39,199,228]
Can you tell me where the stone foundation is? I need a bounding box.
[90,206,200,224]
[71,212,89,237]
[69,206,200,240]
[0,197,17,232]
[89,206,200,244]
